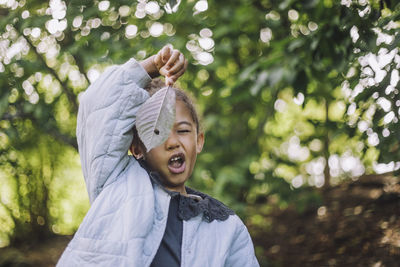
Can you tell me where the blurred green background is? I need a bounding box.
[0,0,399,266]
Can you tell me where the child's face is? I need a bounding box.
[143,100,204,194]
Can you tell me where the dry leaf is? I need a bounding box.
[136,86,176,152]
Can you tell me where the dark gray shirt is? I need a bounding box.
[150,194,182,267]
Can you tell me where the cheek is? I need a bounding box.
[145,149,162,165]
[187,137,199,155]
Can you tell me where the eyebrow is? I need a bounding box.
[176,121,193,127]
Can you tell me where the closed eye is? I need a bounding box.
[178,130,191,133]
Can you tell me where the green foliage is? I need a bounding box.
[345,3,400,164]
[0,125,87,247]
[0,1,399,259]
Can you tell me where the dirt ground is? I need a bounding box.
[1,174,399,267]
[0,235,71,267]
[251,174,400,266]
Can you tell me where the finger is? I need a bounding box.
[161,45,173,63]
[165,50,180,69]
[167,54,185,75]
[159,65,169,77]
[172,58,188,77]
[168,67,186,83]
[165,43,173,51]
[165,76,174,86]
[168,58,187,79]
[153,53,163,70]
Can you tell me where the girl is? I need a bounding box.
[57,45,259,267]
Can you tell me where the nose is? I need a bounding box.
[165,132,180,150]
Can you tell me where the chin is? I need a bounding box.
[161,172,189,190]
[166,175,188,187]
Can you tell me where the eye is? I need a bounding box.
[177,129,191,134]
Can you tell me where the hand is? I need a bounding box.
[151,45,188,86]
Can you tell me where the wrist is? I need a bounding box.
[140,56,159,78]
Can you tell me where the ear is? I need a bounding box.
[196,132,204,154]
[130,138,145,160]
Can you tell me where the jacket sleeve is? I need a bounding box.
[76,58,151,204]
[225,217,260,267]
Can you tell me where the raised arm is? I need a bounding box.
[77,59,150,204]
[77,46,187,204]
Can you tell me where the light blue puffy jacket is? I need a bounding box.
[57,59,260,267]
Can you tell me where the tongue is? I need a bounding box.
[168,161,186,174]
[171,161,182,168]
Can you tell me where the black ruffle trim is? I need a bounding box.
[177,187,235,222]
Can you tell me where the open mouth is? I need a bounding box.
[168,153,186,174]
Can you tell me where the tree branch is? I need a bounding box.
[74,54,90,84]
[1,111,78,150]
[23,36,79,114]
[45,126,78,150]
